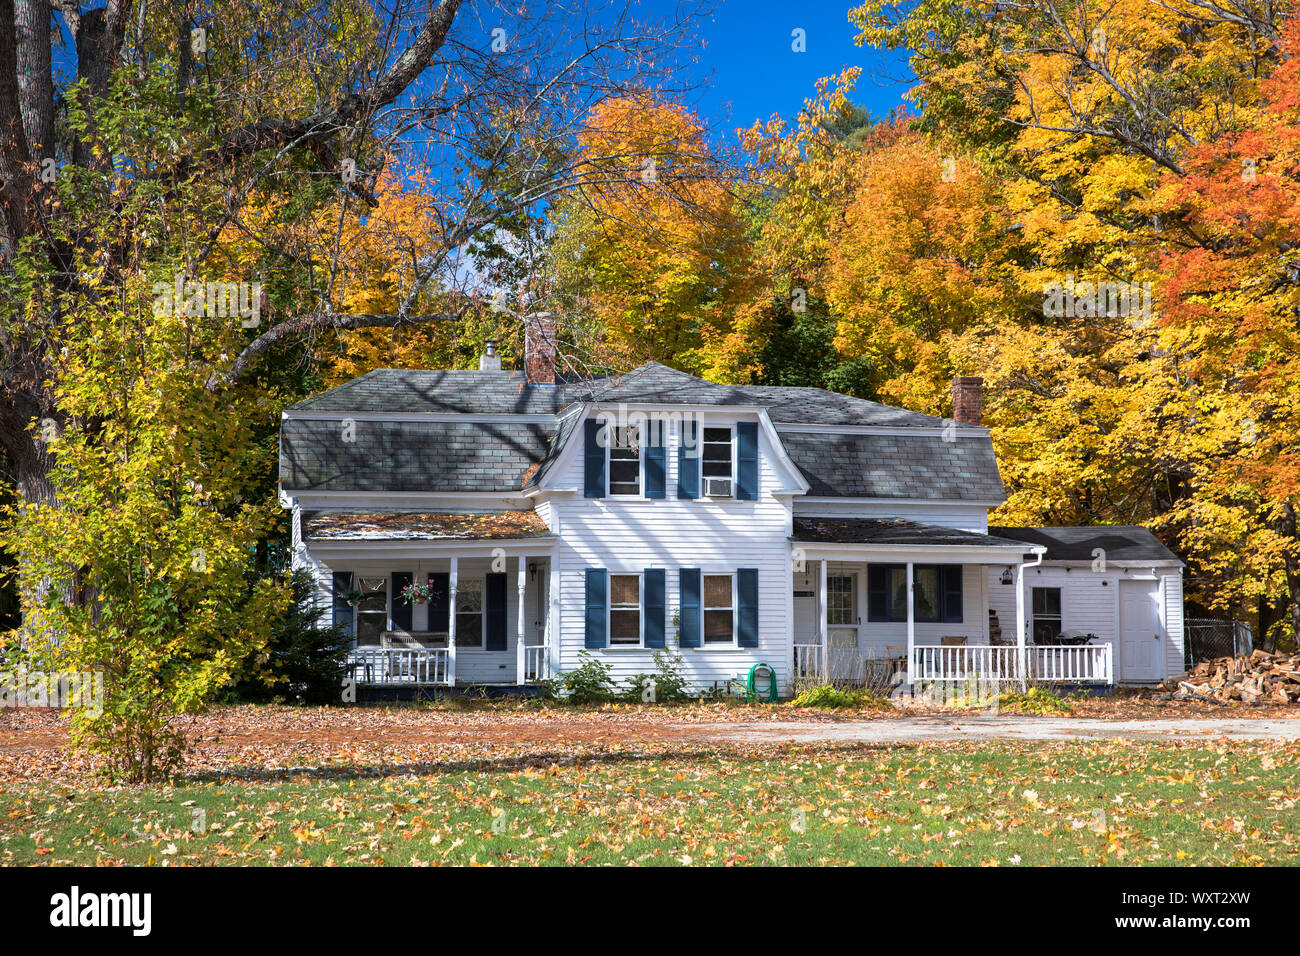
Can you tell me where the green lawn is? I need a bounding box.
[2,741,1297,865]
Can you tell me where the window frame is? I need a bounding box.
[454,576,484,648]
[701,572,738,647]
[699,425,736,492]
[607,572,644,647]
[606,424,644,498]
[827,574,855,626]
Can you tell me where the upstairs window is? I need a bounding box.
[701,427,734,480]
[608,425,641,496]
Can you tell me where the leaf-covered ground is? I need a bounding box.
[2,739,1297,866]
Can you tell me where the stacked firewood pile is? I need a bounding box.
[1164,650,1300,704]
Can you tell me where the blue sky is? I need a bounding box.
[672,0,916,142]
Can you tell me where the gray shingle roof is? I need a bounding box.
[990,526,1182,564]
[792,518,1034,548]
[779,430,1005,501]
[287,362,960,428]
[282,361,1005,499]
[290,369,565,415]
[281,418,551,493]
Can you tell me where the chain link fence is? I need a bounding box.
[1184,618,1252,669]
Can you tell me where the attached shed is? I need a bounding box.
[987,526,1185,685]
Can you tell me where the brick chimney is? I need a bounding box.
[479,339,501,371]
[952,376,983,426]
[524,312,557,385]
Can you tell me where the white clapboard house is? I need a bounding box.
[279,316,1185,695]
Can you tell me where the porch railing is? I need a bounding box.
[523,644,550,684]
[793,644,825,682]
[912,645,1020,683]
[1026,644,1113,683]
[911,644,1113,684]
[348,647,450,686]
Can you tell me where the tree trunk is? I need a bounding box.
[13,0,53,161]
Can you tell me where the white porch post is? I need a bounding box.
[906,561,915,685]
[515,556,528,684]
[447,556,458,687]
[1014,560,1027,690]
[818,558,829,682]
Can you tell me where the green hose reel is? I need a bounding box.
[746,661,778,703]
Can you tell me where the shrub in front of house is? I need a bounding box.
[790,684,891,710]
[991,687,1071,715]
[544,651,618,704]
[623,651,693,703]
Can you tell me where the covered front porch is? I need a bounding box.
[301,511,556,688]
[790,519,1114,688]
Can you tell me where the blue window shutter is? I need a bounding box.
[867,565,889,622]
[645,435,666,499]
[485,572,508,650]
[941,565,964,623]
[737,568,759,648]
[391,572,413,630]
[583,419,606,498]
[584,568,607,648]
[677,420,699,499]
[736,421,758,500]
[427,573,450,632]
[332,572,354,635]
[679,568,701,648]
[643,568,666,648]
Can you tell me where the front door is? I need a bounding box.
[827,573,860,680]
[1120,580,1162,682]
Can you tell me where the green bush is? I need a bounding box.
[623,651,693,703]
[790,684,891,710]
[231,569,353,705]
[545,651,617,704]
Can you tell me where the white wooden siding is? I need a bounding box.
[539,410,793,694]
[985,564,1184,682]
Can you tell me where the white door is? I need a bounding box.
[1120,581,1162,682]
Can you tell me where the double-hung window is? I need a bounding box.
[703,573,736,645]
[701,427,733,481]
[609,574,642,645]
[608,425,641,496]
[455,578,483,647]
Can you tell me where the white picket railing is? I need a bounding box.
[793,644,825,682]
[523,645,550,683]
[910,644,1114,684]
[1027,644,1114,684]
[348,647,450,686]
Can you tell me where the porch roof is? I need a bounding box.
[303,510,551,541]
[792,517,1034,549]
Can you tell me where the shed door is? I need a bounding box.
[1119,581,1162,682]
